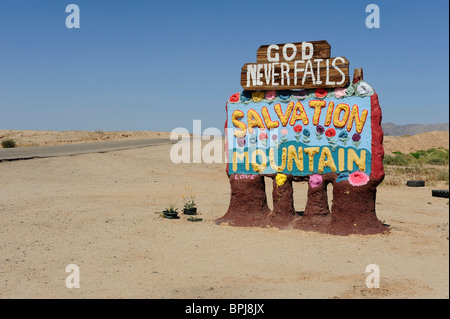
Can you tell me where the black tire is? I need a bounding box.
[406,180,425,187]
[432,190,449,198]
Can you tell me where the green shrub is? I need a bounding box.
[383,153,415,166]
[426,157,448,166]
[410,150,426,159]
[1,139,17,148]
[385,148,449,166]
[425,148,449,166]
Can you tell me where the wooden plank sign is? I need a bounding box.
[256,40,331,63]
[241,41,349,90]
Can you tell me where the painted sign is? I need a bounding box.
[219,39,387,236]
[226,87,375,176]
[241,40,349,90]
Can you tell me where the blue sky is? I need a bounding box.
[0,0,448,132]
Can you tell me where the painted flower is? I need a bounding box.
[309,174,323,188]
[338,130,349,145]
[338,131,348,139]
[301,129,311,143]
[240,91,252,103]
[252,91,265,103]
[352,133,361,142]
[293,125,303,133]
[316,125,325,140]
[270,132,279,148]
[352,133,362,149]
[315,88,328,98]
[348,171,370,187]
[345,84,355,96]
[278,90,291,101]
[292,90,307,100]
[303,129,310,137]
[276,173,287,187]
[293,125,303,142]
[259,132,268,147]
[249,134,257,149]
[336,170,349,183]
[259,132,268,140]
[325,128,337,151]
[265,90,276,101]
[325,128,336,137]
[237,137,246,147]
[334,87,346,98]
[229,93,240,103]
[356,81,373,96]
[280,129,289,144]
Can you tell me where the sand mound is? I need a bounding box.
[0,130,171,147]
[383,131,449,155]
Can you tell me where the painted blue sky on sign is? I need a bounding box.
[226,95,372,151]
[226,94,372,176]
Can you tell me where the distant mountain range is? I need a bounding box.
[381,122,449,136]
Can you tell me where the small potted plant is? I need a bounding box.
[182,185,197,215]
[162,204,179,219]
[183,201,197,215]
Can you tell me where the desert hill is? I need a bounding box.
[382,122,449,136]
[383,130,449,155]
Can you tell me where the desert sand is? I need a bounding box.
[383,131,449,155]
[0,131,448,299]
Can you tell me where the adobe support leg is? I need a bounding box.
[216,174,271,227]
[269,174,297,228]
[328,177,388,235]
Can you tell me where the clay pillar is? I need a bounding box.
[215,174,271,227]
[304,173,335,217]
[269,175,296,228]
[294,173,334,232]
[325,91,388,235]
[328,177,388,235]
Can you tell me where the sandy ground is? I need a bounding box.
[0,136,448,299]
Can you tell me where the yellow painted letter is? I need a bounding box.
[232,110,247,138]
[287,145,304,171]
[309,100,327,125]
[251,149,267,173]
[304,147,320,172]
[269,147,287,172]
[318,147,337,173]
[348,149,366,172]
